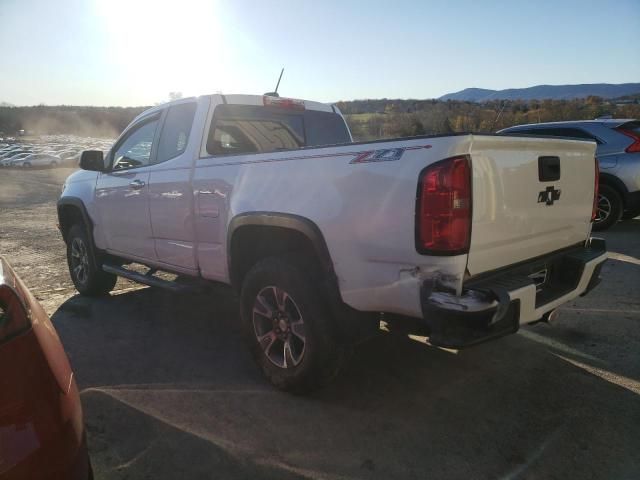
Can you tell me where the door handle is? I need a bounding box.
[129,179,145,190]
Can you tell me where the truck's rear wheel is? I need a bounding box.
[593,184,623,231]
[66,224,117,296]
[240,256,345,393]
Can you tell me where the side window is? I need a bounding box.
[304,110,351,147]
[156,103,197,163]
[206,105,304,155]
[562,128,602,144]
[505,128,536,135]
[507,127,602,144]
[112,116,159,170]
[525,128,601,143]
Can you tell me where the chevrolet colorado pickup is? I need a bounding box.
[58,94,607,392]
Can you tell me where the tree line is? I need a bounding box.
[1,96,638,141]
[338,96,640,141]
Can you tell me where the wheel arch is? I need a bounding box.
[599,173,628,207]
[57,197,94,245]
[227,212,338,295]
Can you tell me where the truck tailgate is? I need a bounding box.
[467,135,597,276]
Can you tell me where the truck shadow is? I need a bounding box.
[51,277,640,480]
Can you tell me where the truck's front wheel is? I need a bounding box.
[66,224,117,296]
[240,256,345,393]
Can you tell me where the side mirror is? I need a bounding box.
[79,150,105,172]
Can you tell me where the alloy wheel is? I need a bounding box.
[70,238,90,285]
[252,286,306,369]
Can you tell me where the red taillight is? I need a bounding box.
[416,155,472,254]
[592,158,600,222]
[617,128,640,153]
[0,285,31,344]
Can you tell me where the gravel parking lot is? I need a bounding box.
[1,168,639,480]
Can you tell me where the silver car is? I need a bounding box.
[499,119,640,230]
[0,151,33,166]
[13,153,62,168]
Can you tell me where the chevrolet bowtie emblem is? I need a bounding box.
[538,186,561,206]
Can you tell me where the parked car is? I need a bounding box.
[499,119,640,230]
[57,94,606,393]
[0,256,91,478]
[2,152,32,167]
[13,153,62,168]
[0,148,24,160]
[58,150,82,166]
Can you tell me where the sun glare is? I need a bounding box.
[95,0,224,103]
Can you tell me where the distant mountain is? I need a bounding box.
[439,88,497,102]
[439,83,640,102]
[0,102,14,107]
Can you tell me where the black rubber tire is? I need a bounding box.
[593,184,623,231]
[240,255,345,394]
[66,224,117,296]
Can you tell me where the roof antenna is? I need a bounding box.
[264,68,284,97]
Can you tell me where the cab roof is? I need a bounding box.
[132,94,337,124]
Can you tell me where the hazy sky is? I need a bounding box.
[1,0,638,106]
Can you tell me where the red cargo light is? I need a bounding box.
[0,285,31,344]
[416,155,472,255]
[592,158,600,222]
[617,128,640,153]
[263,96,305,110]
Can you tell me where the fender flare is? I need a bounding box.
[56,197,99,261]
[227,211,338,290]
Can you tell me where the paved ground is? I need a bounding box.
[1,168,639,480]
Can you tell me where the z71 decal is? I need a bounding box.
[349,145,432,164]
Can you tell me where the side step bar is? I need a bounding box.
[102,263,198,293]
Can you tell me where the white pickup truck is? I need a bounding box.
[58,94,607,392]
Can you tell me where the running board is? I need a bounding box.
[102,263,197,293]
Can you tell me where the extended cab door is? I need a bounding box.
[147,101,199,272]
[95,113,161,261]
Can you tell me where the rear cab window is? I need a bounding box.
[205,103,351,156]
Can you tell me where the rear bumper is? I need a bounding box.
[421,238,607,348]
